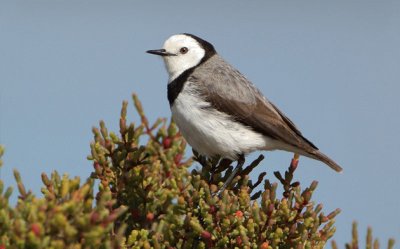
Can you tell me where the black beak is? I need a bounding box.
[146,49,176,56]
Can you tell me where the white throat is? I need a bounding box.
[165,60,190,82]
[161,34,206,82]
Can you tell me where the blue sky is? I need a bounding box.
[1,1,399,246]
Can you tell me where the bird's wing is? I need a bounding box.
[191,57,318,151]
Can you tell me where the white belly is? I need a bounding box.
[171,90,278,160]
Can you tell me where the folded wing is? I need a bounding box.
[191,56,318,153]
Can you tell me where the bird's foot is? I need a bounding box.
[215,154,245,197]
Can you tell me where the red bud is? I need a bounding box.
[146,212,154,221]
[174,154,183,165]
[290,158,299,170]
[30,223,41,237]
[201,231,211,240]
[235,210,243,218]
[209,205,216,214]
[260,242,269,249]
[90,212,100,224]
[93,162,101,171]
[163,138,172,149]
[236,236,242,245]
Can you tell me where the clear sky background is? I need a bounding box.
[1,1,399,246]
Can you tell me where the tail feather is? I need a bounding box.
[310,150,343,173]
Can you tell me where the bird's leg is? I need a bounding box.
[215,154,245,197]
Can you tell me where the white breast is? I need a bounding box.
[170,82,278,160]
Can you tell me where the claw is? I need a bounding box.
[215,154,245,197]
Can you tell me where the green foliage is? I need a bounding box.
[331,222,395,249]
[0,161,126,248]
[0,95,396,248]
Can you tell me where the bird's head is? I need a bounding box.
[147,33,216,81]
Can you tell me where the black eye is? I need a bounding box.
[180,47,188,54]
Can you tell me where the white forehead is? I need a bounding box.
[163,34,201,50]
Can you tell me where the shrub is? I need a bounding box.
[0,94,395,248]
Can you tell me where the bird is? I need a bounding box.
[146,33,343,179]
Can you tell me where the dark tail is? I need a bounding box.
[310,150,343,173]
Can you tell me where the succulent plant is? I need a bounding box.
[0,94,395,249]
